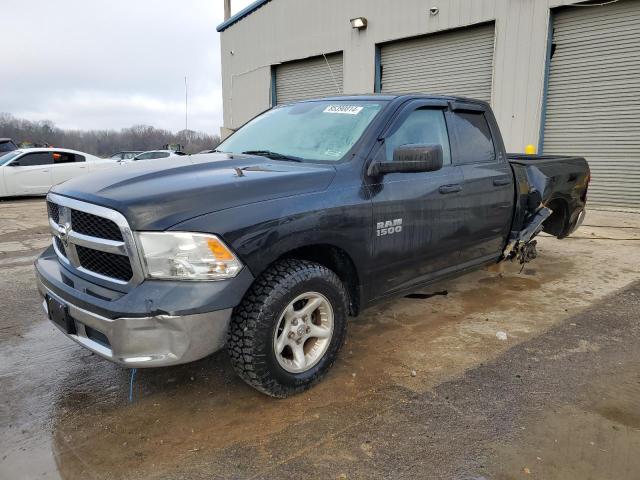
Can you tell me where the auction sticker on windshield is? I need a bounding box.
[323,105,363,115]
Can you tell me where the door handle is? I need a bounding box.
[439,184,462,194]
[493,177,511,186]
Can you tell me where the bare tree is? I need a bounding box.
[0,113,221,156]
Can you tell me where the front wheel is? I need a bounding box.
[227,259,348,397]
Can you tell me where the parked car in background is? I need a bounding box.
[130,150,187,161]
[108,151,143,160]
[0,138,18,155]
[0,148,118,197]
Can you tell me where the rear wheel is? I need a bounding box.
[227,259,348,397]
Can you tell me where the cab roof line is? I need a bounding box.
[216,0,272,32]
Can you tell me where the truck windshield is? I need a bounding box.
[217,100,385,162]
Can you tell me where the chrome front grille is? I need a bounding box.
[46,193,144,287]
[71,209,124,241]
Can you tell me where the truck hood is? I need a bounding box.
[50,153,336,230]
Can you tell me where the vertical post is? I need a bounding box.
[270,66,277,107]
[374,45,382,93]
[184,76,188,131]
[538,11,554,155]
[224,0,231,21]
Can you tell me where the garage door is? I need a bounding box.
[379,23,495,103]
[542,0,640,208]
[274,52,343,105]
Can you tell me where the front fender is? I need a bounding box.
[171,188,372,280]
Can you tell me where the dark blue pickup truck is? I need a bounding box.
[35,95,589,397]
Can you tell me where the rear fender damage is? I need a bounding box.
[501,163,557,264]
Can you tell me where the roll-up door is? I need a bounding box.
[379,23,495,103]
[542,0,640,208]
[274,52,343,105]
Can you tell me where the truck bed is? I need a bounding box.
[503,153,590,262]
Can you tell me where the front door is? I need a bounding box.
[367,101,465,298]
[5,152,53,195]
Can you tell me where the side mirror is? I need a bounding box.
[8,160,20,167]
[369,144,444,176]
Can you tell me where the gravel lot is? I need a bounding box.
[1,198,639,479]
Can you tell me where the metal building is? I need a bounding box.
[218,0,640,208]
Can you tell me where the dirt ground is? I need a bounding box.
[0,198,638,479]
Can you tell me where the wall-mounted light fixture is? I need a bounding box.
[429,7,439,15]
[350,17,368,30]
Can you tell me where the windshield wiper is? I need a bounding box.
[241,150,303,162]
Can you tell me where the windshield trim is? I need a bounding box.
[217,99,390,165]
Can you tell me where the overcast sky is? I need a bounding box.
[0,0,255,134]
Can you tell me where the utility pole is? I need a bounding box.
[224,0,231,20]
[184,76,188,132]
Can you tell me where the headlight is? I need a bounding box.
[137,232,242,280]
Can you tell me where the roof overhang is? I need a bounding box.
[216,0,272,32]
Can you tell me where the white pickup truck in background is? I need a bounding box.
[0,148,118,197]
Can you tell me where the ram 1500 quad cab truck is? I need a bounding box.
[35,95,589,397]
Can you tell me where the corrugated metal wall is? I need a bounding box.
[275,52,344,104]
[380,23,495,103]
[543,0,640,208]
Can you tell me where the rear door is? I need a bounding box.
[368,100,465,298]
[5,152,53,195]
[449,103,514,264]
[52,152,86,185]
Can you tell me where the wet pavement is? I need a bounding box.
[0,198,639,479]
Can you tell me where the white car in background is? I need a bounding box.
[129,150,187,161]
[0,148,118,197]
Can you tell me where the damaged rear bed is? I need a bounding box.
[504,154,590,264]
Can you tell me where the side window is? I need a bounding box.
[154,152,170,159]
[451,112,496,164]
[52,152,80,164]
[74,154,86,162]
[136,152,152,160]
[385,109,451,165]
[15,152,53,167]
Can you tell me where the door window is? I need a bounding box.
[14,152,52,166]
[451,112,495,164]
[53,152,85,164]
[385,109,451,164]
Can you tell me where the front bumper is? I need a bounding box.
[40,287,231,367]
[35,246,254,368]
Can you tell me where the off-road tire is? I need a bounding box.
[227,259,348,397]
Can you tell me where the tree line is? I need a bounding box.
[0,113,221,157]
